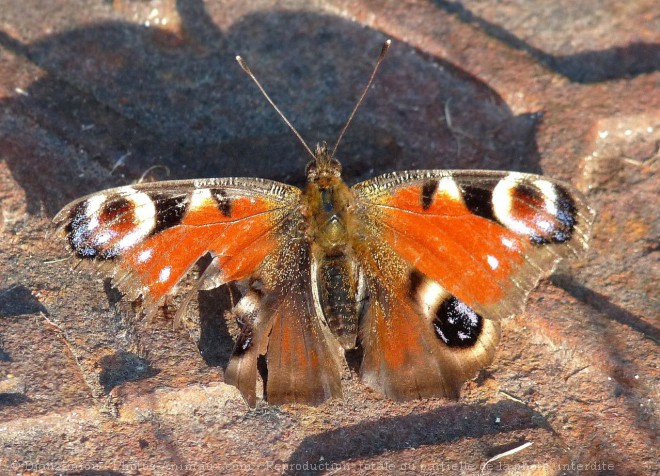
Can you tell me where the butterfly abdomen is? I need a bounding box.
[315,255,363,350]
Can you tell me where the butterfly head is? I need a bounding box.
[306,142,342,185]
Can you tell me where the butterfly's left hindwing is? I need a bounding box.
[224,213,344,407]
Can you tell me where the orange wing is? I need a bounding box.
[55,177,344,407]
[352,170,594,400]
[54,178,299,316]
[354,170,594,320]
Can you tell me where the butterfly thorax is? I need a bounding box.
[303,144,356,256]
[302,144,362,349]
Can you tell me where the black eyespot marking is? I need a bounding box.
[460,184,496,222]
[100,197,133,223]
[233,330,253,356]
[66,200,118,260]
[66,202,98,259]
[511,183,543,205]
[230,288,264,357]
[211,188,232,217]
[421,180,438,210]
[232,311,255,357]
[64,201,87,236]
[433,296,483,348]
[151,194,188,235]
[548,185,577,244]
[510,183,577,246]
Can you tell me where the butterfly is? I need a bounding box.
[53,41,595,407]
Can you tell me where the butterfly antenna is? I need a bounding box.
[331,39,391,158]
[236,55,316,160]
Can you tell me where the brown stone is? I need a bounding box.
[1,0,657,474]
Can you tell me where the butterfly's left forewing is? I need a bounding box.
[352,170,594,400]
[54,178,298,313]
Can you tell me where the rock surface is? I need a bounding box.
[1,0,657,474]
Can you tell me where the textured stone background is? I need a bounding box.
[0,0,657,475]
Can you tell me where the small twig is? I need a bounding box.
[138,164,171,184]
[110,152,132,175]
[480,441,533,473]
[564,365,590,381]
[43,256,71,264]
[40,311,64,333]
[498,390,526,404]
